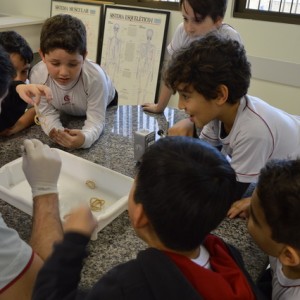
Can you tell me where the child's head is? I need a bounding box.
[248,159,300,263]
[165,34,250,105]
[0,46,15,108]
[164,34,250,129]
[39,14,87,86]
[180,0,227,37]
[0,31,33,82]
[40,14,87,57]
[129,136,236,252]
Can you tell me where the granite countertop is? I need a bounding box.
[0,105,268,288]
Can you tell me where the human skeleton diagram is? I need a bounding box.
[103,23,122,84]
[136,28,156,104]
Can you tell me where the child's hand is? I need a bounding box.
[142,103,164,114]
[227,197,251,219]
[168,118,195,137]
[63,205,97,238]
[16,84,53,105]
[50,128,85,149]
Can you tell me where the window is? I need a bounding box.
[234,0,300,24]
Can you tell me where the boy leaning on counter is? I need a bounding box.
[164,34,300,218]
[30,14,118,149]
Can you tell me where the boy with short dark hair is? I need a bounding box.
[164,34,300,217]
[30,14,117,149]
[0,46,15,97]
[142,0,241,112]
[248,159,300,300]
[33,137,263,299]
[0,31,36,136]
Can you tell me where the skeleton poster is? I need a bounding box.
[101,6,170,105]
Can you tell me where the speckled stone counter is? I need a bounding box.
[0,105,268,289]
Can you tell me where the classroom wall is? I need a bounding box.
[1,0,299,114]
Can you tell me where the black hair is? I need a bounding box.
[0,31,33,64]
[164,33,251,104]
[134,136,236,251]
[180,0,228,21]
[0,46,14,98]
[40,14,87,56]
[257,159,300,249]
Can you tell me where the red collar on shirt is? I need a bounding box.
[163,234,255,300]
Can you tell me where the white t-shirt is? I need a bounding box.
[200,95,300,183]
[191,245,211,270]
[30,59,116,149]
[167,23,242,56]
[0,214,33,291]
[270,256,300,300]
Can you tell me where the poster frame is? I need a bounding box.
[100,5,170,105]
[50,0,105,63]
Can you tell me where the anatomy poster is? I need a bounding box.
[101,6,170,105]
[51,0,104,62]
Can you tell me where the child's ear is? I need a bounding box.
[279,246,300,267]
[38,49,45,62]
[131,203,149,229]
[214,16,223,28]
[215,84,228,105]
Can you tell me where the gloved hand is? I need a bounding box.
[22,139,62,197]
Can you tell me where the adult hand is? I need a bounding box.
[22,139,62,197]
[227,197,251,219]
[16,84,52,105]
[142,103,164,114]
[64,205,97,238]
[50,128,85,149]
[168,118,195,137]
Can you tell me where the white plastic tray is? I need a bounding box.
[0,149,133,240]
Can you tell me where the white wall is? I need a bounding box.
[224,0,300,114]
[2,0,299,114]
[1,0,52,18]
[168,0,300,114]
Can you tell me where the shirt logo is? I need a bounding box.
[64,95,71,104]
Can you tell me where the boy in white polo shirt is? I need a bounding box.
[164,34,300,216]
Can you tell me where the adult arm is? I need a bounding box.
[33,233,89,300]
[30,193,63,260]
[33,206,97,300]
[0,253,43,300]
[22,139,64,259]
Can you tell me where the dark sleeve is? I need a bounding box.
[0,81,27,131]
[33,232,90,300]
[234,182,251,201]
[226,243,268,300]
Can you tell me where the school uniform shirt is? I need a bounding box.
[30,60,116,149]
[0,214,33,293]
[167,23,242,56]
[0,81,28,132]
[200,95,300,183]
[32,232,264,300]
[269,256,300,300]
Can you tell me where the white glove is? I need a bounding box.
[22,139,62,197]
